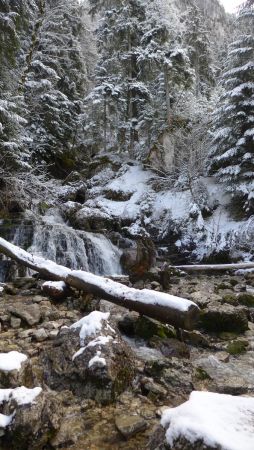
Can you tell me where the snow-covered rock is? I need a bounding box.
[161,391,254,450]
[42,311,135,404]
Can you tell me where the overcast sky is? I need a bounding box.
[220,0,244,13]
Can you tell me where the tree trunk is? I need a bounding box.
[175,263,254,272]
[0,237,199,330]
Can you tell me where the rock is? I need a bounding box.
[74,206,116,231]
[8,304,41,326]
[0,356,33,389]
[237,293,254,307]
[150,338,190,359]
[42,311,135,404]
[32,329,48,342]
[181,330,209,348]
[193,352,254,395]
[42,281,73,301]
[32,295,46,303]
[121,238,156,278]
[12,278,37,290]
[10,317,21,329]
[118,315,176,340]
[115,414,147,439]
[200,302,248,333]
[141,378,167,400]
[226,339,248,355]
[159,266,183,290]
[2,390,62,450]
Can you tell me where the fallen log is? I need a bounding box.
[0,237,199,330]
[175,262,254,272]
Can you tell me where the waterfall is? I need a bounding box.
[0,208,123,281]
[28,208,122,276]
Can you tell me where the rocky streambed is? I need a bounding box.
[0,269,254,449]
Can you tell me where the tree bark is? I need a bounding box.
[0,237,199,330]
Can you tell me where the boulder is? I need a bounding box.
[42,311,135,404]
[1,390,62,450]
[121,238,156,278]
[115,414,147,439]
[41,281,73,301]
[0,352,33,389]
[199,302,248,333]
[193,352,254,395]
[8,304,41,327]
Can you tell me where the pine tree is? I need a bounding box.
[21,0,88,171]
[209,2,254,213]
[182,3,215,97]
[0,0,30,172]
[86,0,192,158]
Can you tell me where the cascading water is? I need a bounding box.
[28,208,123,276]
[0,208,123,281]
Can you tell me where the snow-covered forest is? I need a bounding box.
[0,0,253,449]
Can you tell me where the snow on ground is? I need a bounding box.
[86,164,154,221]
[161,391,254,450]
[82,162,252,260]
[0,351,27,372]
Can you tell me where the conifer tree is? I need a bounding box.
[86,0,192,158]
[209,1,254,213]
[22,0,88,171]
[182,3,215,97]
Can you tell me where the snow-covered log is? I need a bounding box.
[0,237,199,330]
[175,262,254,272]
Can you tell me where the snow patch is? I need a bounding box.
[0,387,42,406]
[0,352,27,372]
[161,391,254,450]
[88,351,106,368]
[70,311,110,345]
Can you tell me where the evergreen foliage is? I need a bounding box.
[85,0,192,158]
[209,2,254,213]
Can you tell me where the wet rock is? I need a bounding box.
[42,312,135,404]
[150,337,190,359]
[115,414,147,439]
[200,302,248,333]
[8,304,41,327]
[145,358,193,405]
